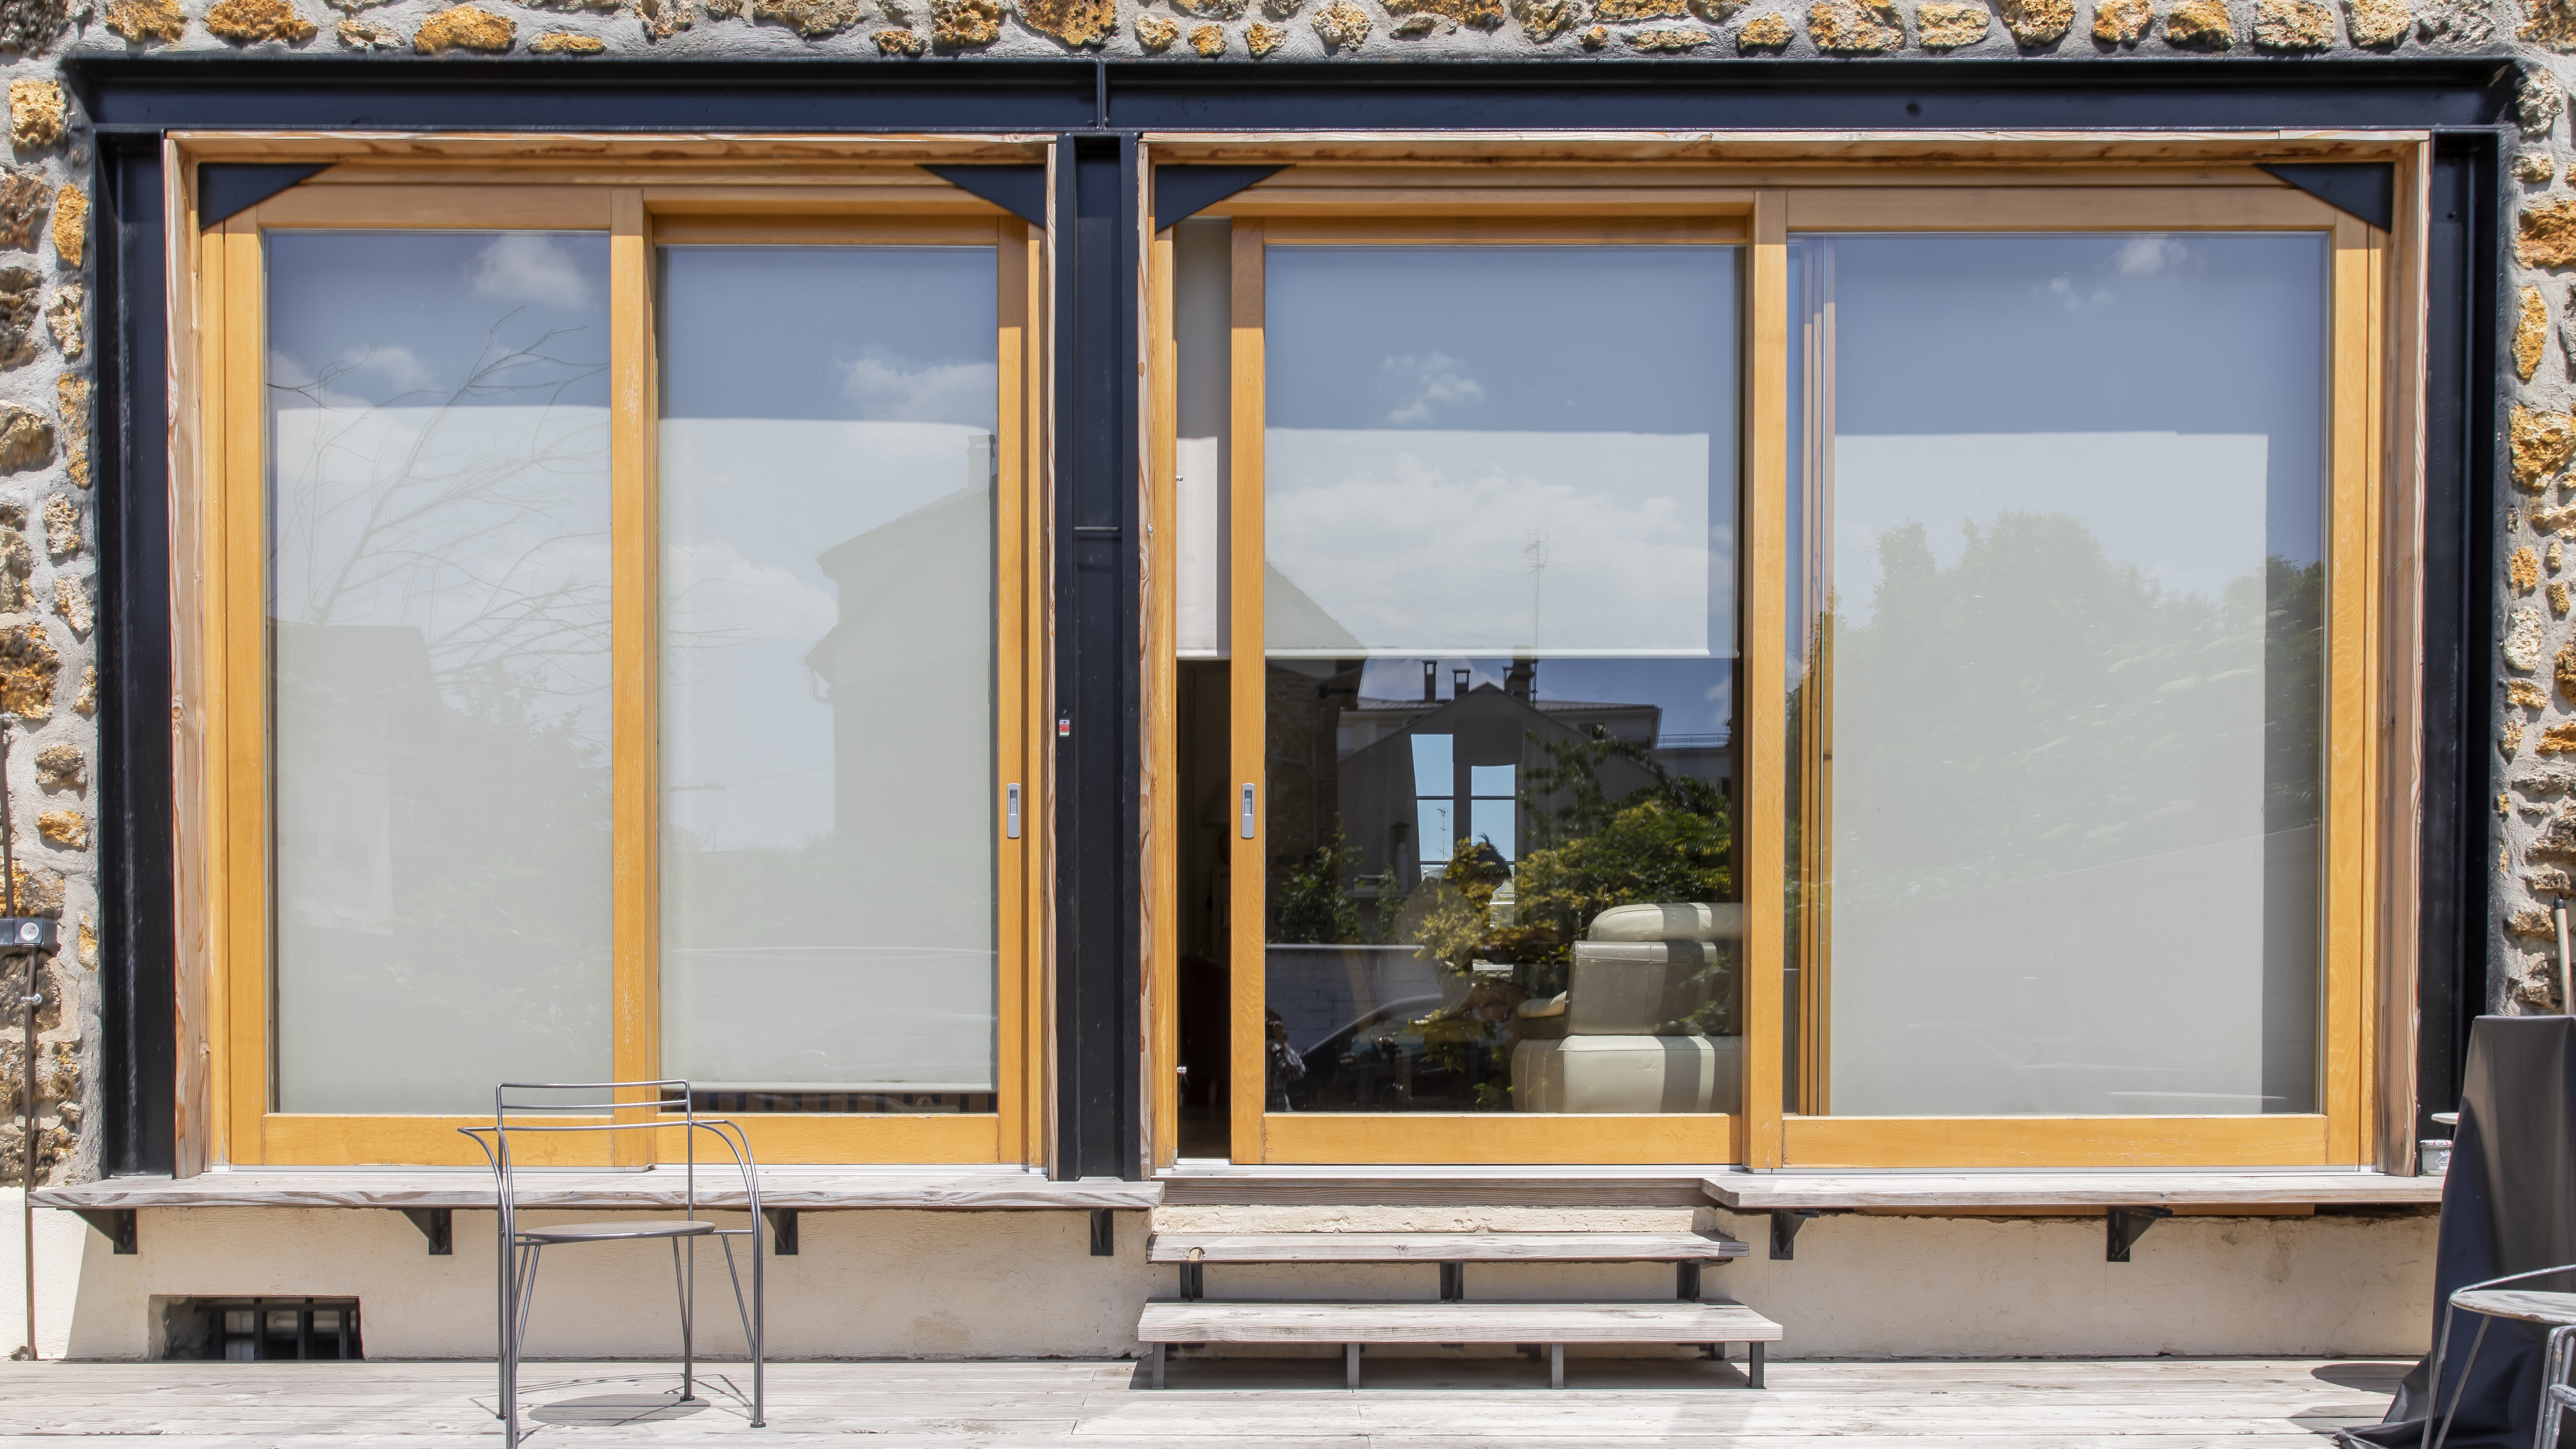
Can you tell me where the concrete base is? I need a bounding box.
[2,1193,2435,1362]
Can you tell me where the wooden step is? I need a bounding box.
[1139,1299,1780,1343]
[1136,1300,1781,1390]
[1145,1231,1749,1264]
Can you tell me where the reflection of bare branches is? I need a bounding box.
[269,315,610,712]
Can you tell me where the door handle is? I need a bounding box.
[1006,783,1022,840]
[1240,783,1256,839]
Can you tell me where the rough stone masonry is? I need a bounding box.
[0,0,2554,1188]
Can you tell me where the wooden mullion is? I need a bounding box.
[994,216,1040,1169]
[1024,215,1052,1170]
[608,188,659,1162]
[219,213,269,1165]
[1228,218,1267,1166]
[1741,191,1790,1170]
[170,143,216,1175]
[2322,211,2372,1164]
[1147,216,1181,1172]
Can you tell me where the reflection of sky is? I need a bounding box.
[657,246,997,852]
[1824,232,2324,570]
[660,246,997,425]
[1267,246,1738,735]
[265,231,615,752]
[268,231,610,411]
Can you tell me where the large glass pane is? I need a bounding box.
[268,231,614,1113]
[658,245,998,1114]
[1790,233,2326,1117]
[1260,244,1741,1116]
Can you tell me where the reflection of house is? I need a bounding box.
[803,485,992,840]
[1338,683,1663,889]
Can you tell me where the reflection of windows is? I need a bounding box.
[1469,763,1516,862]
[1411,733,1453,869]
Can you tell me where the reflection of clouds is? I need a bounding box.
[2114,234,2191,276]
[1381,351,1485,425]
[270,344,434,400]
[1833,432,2270,626]
[2036,236,2194,310]
[1267,428,1711,656]
[836,350,998,424]
[663,535,838,667]
[467,234,598,309]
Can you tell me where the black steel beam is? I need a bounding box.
[66,60,2513,1187]
[1053,133,1143,1182]
[2417,131,2503,1139]
[61,55,2514,138]
[95,135,173,1180]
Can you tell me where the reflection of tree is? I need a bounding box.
[270,318,611,698]
[1826,510,2318,908]
[267,319,617,1103]
[1275,829,1364,946]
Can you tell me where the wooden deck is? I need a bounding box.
[0,1356,2405,1445]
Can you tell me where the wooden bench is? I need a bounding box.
[1137,1231,1775,1389]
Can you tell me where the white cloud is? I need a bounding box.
[465,234,597,310]
[836,352,997,424]
[2113,235,2191,276]
[1382,352,1486,425]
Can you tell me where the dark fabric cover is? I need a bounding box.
[2348,1016,2576,1449]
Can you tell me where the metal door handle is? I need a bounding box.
[1006,783,1022,840]
[1240,783,1256,839]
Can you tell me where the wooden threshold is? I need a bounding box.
[1702,1170,2442,1211]
[32,1168,1162,1213]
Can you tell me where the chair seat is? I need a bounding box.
[516,1219,718,1244]
[2450,1288,2576,1326]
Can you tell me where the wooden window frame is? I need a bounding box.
[1142,144,2429,1173]
[175,146,1052,1168]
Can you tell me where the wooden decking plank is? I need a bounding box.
[1145,1232,1749,1264]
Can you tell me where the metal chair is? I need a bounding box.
[458,1079,766,1449]
[2428,1263,2576,1449]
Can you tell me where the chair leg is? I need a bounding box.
[2434,1314,2494,1449]
[2543,1326,2576,1449]
[718,1236,766,1427]
[505,1242,543,1449]
[1550,1343,1565,1390]
[1749,1341,1765,1390]
[1152,1343,1166,1391]
[671,1237,697,1403]
[1345,1343,1359,1390]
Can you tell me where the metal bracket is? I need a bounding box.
[1090,1208,1116,1257]
[400,1208,451,1256]
[2107,1206,2172,1262]
[1439,1262,1464,1302]
[1769,1209,1821,1260]
[1676,1260,1703,1300]
[764,1208,799,1256]
[72,1207,135,1254]
[1179,1258,1204,1301]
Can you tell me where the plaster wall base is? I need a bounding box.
[4,1198,2436,1362]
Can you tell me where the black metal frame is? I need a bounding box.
[72,56,2507,1184]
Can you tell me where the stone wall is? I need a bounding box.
[2500,65,2576,1018]
[0,52,92,1216]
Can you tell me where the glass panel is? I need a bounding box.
[1260,244,1741,1116]
[267,231,614,1113]
[1790,233,2326,1117]
[658,245,999,1115]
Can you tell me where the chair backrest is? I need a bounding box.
[455,1079,761,1239]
